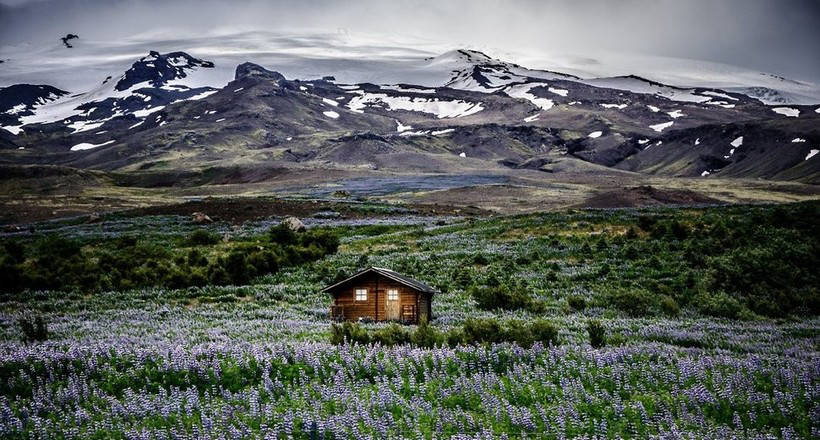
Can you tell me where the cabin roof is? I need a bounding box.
[321,266,437,295]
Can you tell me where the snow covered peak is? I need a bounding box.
[425,49,496,66]
[115,51,215,91]
[0,84,68,114]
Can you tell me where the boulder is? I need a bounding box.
[86,212,101,223]
[3,224,21,233]
[283,216,305,232]
[192,212,213,224]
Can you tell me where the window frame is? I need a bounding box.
[355,288,368,302]
[387,288,399,301]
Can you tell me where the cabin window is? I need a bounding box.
[355,288,367,301]
[387,289,398,301]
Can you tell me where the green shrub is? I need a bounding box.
[696,291,744,319]
[470,284,535,312]
[567,296,587,311]
[372,323,411,346]
[660,295,680,316]
[223,251,256,285]
[187,229,220,246]
[504,320,535,348]
[330,322,370,345]
[410,318,444,348]
[587,320,605,348]
[461,318,558,348]
[530,319,559,346]
[269,224,297,245]
[472,254,489,265]
[187,249,208,266]
[463,318,502,345]
[3,241,25,263]
[299,229,340,254]
[609,288,654,316]
[445,328,465,347]
[18,314,48,343]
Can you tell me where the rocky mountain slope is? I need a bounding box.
[1,49,819,183]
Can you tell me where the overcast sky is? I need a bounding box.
[2,0,819,83]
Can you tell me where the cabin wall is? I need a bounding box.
[418,294,431,322]
[330,272,421,322]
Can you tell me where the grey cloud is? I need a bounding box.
[1,0,819,82]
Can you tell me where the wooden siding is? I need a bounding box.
[328,272,426,323]
[418,294,430,322]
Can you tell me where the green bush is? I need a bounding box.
[504,320,535,348]
[372,323,411,346]
[568,296,587,311]
[187,249,208,266]
[187,229,220,246]
[410,318,444,348]
[18,314,48,343]
[696,291,744,319]
[446,328,465,347]
[269,224,297,245]
[463,318,503,345]
[587,320,605,348]
[472,254,489,265]
[609,288,654,316]
[530,319,559,346]
[330,322,370,345]
[469,283,539,312]
[660,295,680,316]
[461,318,559,348]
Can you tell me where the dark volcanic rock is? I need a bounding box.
[0,84,69,127]
[61,34,79,48]
[234,63,286,81]
[580,186,722,209]
[115,51,215,91]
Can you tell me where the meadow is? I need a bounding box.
[0,201,817,439]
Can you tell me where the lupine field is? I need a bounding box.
[0,201,818,439]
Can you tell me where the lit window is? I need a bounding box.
[355,288,367,301]
[387,289,398,301]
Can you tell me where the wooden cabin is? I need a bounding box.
[323,267,436,324]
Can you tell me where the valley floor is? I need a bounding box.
[2,163,820,225]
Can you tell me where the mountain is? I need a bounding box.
[0,84,68,133]
[0,49,818,184]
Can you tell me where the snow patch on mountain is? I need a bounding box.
[346,91,483,118]
[650,121,674,132]
[771,107,799,117]
[600,103,627,110]
[548,87,569,97]
[70,139,115,151]
[396,120,412,132]
[503,83,554,111]
[725,136,744,158]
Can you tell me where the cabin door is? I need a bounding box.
[386,289,400,320]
